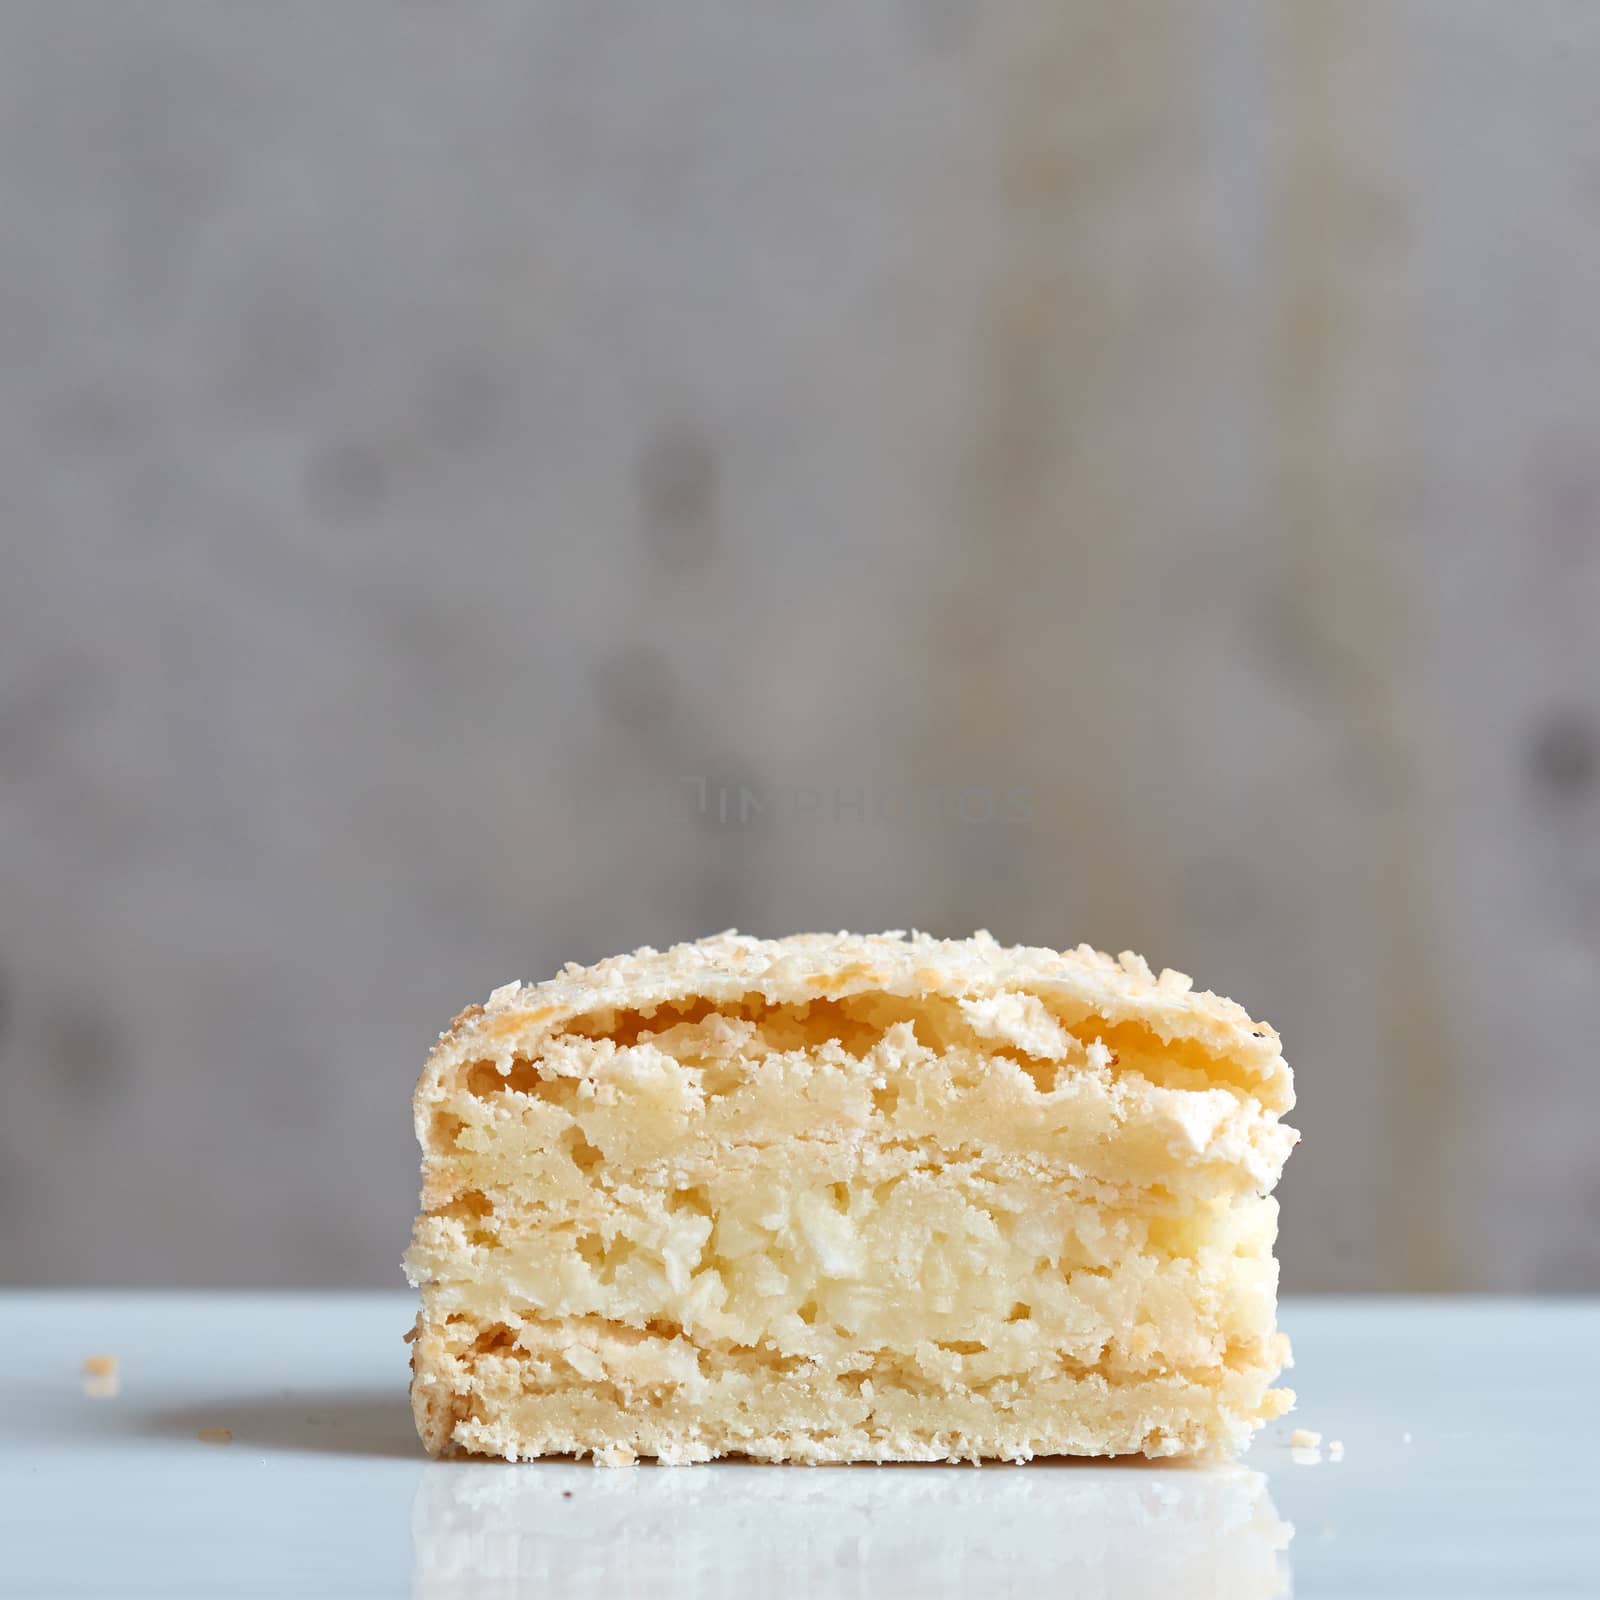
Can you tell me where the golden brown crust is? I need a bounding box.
[413,931,1291,1142]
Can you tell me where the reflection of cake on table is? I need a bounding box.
[411,1461,1293,1599]
[405,931,1297,1463]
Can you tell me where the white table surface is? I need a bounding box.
[2,1294,1595,1598]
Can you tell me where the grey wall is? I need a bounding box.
[2,1,1596,1291]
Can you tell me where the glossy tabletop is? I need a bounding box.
[2,1294,1596,1598]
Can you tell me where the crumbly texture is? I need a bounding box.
[405,930,1297,1463]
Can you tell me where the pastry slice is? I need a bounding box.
[405,931,1297,1463]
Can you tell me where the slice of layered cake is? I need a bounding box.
[405,931,1297,1463]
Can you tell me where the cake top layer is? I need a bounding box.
[422,930,1291,1108]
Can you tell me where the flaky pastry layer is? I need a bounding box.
[407,931,1297,1462]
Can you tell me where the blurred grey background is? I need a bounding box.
[2,1,1597,1293]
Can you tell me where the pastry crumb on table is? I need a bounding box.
[82,1354,120,1398]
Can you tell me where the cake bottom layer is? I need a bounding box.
[411,1309,1291,1464]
